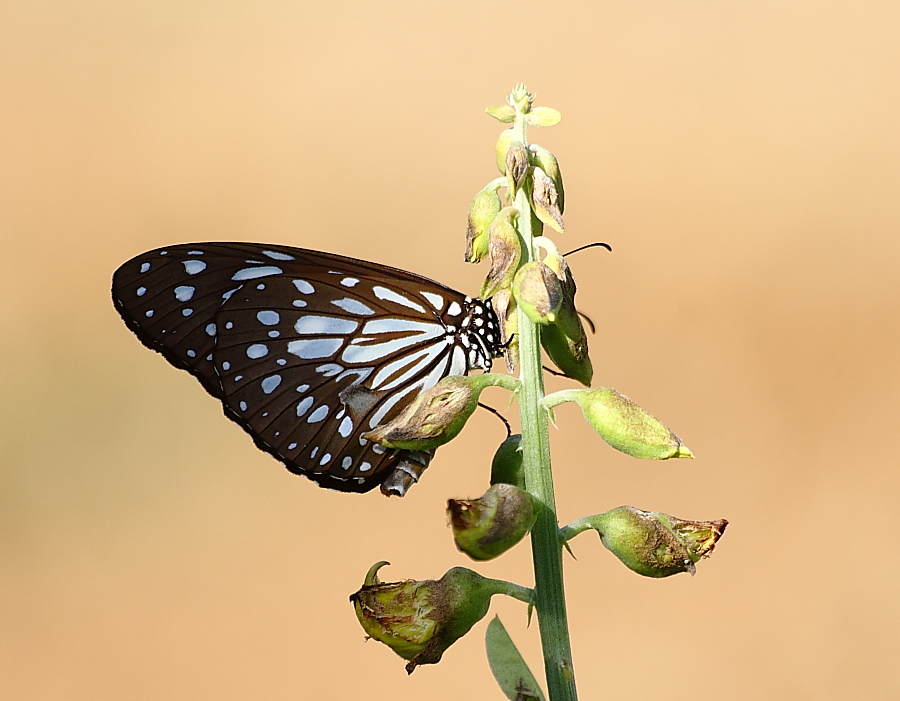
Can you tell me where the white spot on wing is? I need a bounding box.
[231,266,283,281]
[262,250,295,260]
[341,277,359,287]
[261,375,282,394]
[257,310,280,326]
[174,285,195,302]
[450,344,467,376]
[183,260,207,275]
[447,301,463,316]
[315,363,343,377]
[296,396,314,417]
[331,298,376,316]
[373,286,426,313]
[294,316,358,335]
[247,343,269,359]
[287,338,343,359]
[422,291,444,309]
[293,279,315,294]
[307,405,330,423]
[205,323,217,336]
[136,286,146,296]
[338,416,354,437]
[140,262,151,273]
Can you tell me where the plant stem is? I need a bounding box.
[513,112,578,700]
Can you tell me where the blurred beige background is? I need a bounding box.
[2,1,898,699]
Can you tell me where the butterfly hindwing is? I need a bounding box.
[112,242,502,492]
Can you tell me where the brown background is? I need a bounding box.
[2,1,898,699]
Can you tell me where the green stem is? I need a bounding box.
[485,578,536,606]
[513,109,578,701]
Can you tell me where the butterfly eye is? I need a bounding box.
[112,242,503,493]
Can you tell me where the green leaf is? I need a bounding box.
[486,105,516,123]
[525,107,561,127]
[485,616,546,701]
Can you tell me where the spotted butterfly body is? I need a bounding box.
[112,242,503,493]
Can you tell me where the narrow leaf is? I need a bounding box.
[486,616,546,701]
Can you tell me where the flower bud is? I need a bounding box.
[505,140,530,196]
[531,167,564,233]
[532,238,592,385]
[351,562,532,672]
[448,484,538,561]
[543,388,693,459]
[490,433,524,489]
[495,129,516,175]
[560,506,728,577]
[480,207,522,299]
[465,182,503,263]
[529,145,565,213]
[513,261,563,325]
[363,374,519,452]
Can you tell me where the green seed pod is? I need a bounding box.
[540,321,592,387]
[465,182,503,263]
[531,167,564,233]
[480,207,522,299]
[448,483,539,561]
[495,129,516,174]
[351,563,519,672]
[562,506,728,578]
[490,433,524,489]
[529,145,565,213]
[512,261,563,326]
[546,388,692,459]
[362,374,519,452]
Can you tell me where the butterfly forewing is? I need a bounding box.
[112,242,502,493]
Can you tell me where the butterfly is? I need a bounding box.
[112,243,504,494]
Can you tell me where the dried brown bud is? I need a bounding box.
[480,207,522,299]
[531,167,564,233]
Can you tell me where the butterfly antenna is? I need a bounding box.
[477,402,512,438]
[563,242,612,256]
[542,366,566,377]
[577,310,596,334]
